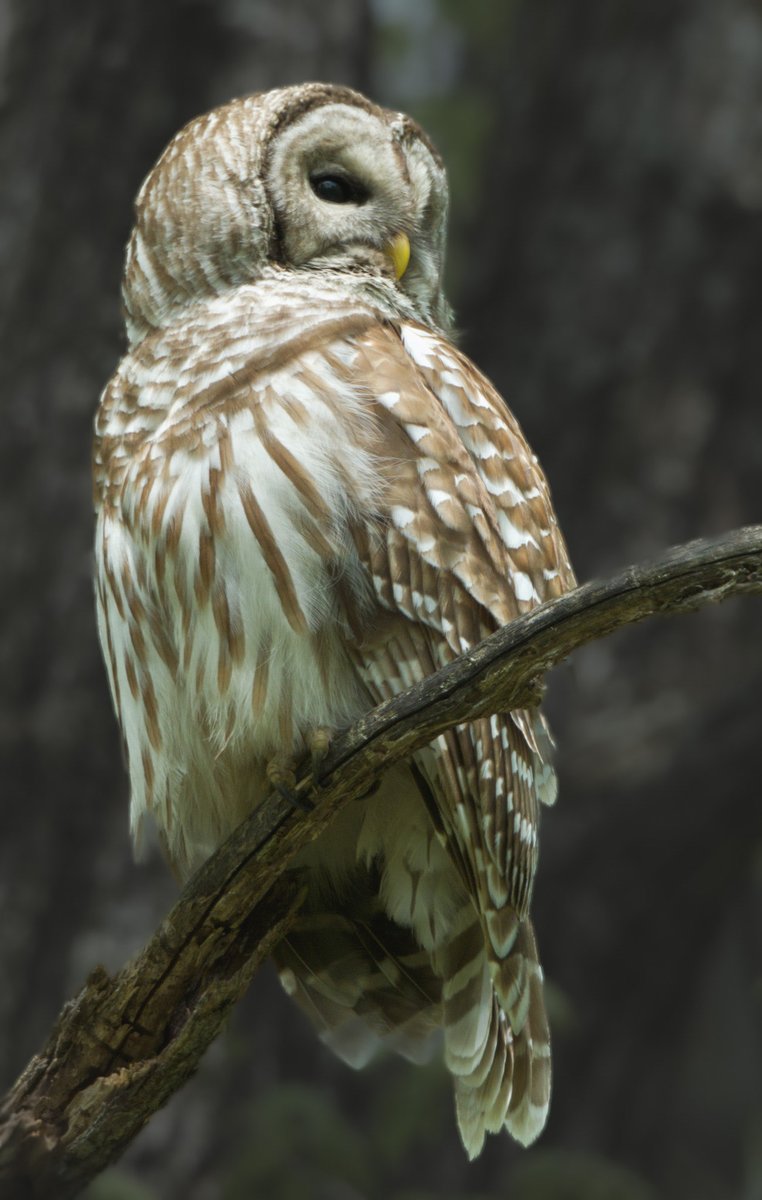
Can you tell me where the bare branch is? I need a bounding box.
[2,526,761,1198]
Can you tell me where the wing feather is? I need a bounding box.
[333,321,574,1146]
[340,323,573,926]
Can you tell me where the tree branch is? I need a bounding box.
[2,526,761,1198]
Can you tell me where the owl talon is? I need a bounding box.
[272,778,314,813]
[267,756,314,812]
[308,725,334,787]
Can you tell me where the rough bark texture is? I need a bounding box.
[1,1,760,1198]
[0,879,303,1200]
[1,529,759,1198]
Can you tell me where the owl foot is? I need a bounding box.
[307,725,334,786]
[266,754,314,813]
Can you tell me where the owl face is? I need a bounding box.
[123,84,452,344]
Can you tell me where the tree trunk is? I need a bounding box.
[0,3,371,1196]
[449,3,762,1195]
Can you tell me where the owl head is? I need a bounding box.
[123,83,452,345]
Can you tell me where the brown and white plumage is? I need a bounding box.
[93,83,575,1157]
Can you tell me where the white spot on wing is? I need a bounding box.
[499,512,540,551]
[512,571,539,603]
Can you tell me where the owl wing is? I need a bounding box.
[330,320,575,1148]
[345,319,574,907]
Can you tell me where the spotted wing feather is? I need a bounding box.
[340,322,575,1149]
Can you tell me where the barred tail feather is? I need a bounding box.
[453,1003,512,1159]
[503,920,552,1145]
[491,918,551,1146]
[435,905,550,1156]
[443,926,550,1150]
[273,905,442,1068]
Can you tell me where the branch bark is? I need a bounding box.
[2,526,761,1198]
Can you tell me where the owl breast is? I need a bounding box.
[95,291,390,873]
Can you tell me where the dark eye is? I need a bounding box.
[309,171,367,205]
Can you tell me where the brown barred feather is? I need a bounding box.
[338,323,573,1146]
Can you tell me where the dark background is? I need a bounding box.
[1,2,761,1198]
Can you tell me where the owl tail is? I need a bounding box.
[272,892,442,1068]
[435,903,551,1158]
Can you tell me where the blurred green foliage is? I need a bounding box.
[371,4,500,299]
[223,1083,371,1199]
[221,1061,451,1200]
[215,1073,659,1200]
[510,1151,658,1200]
[217,1067,653,1200]
[87,1168,159,1200]
[438,0,518,47]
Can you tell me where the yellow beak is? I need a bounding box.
[386,232,411,280]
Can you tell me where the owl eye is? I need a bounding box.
[309,171,367,205]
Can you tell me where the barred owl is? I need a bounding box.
[93,83,575,1158]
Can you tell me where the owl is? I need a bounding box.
[93,83,575,1158]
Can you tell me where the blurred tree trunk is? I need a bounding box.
[0,3,371,1197]
[448,2,762,1196]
